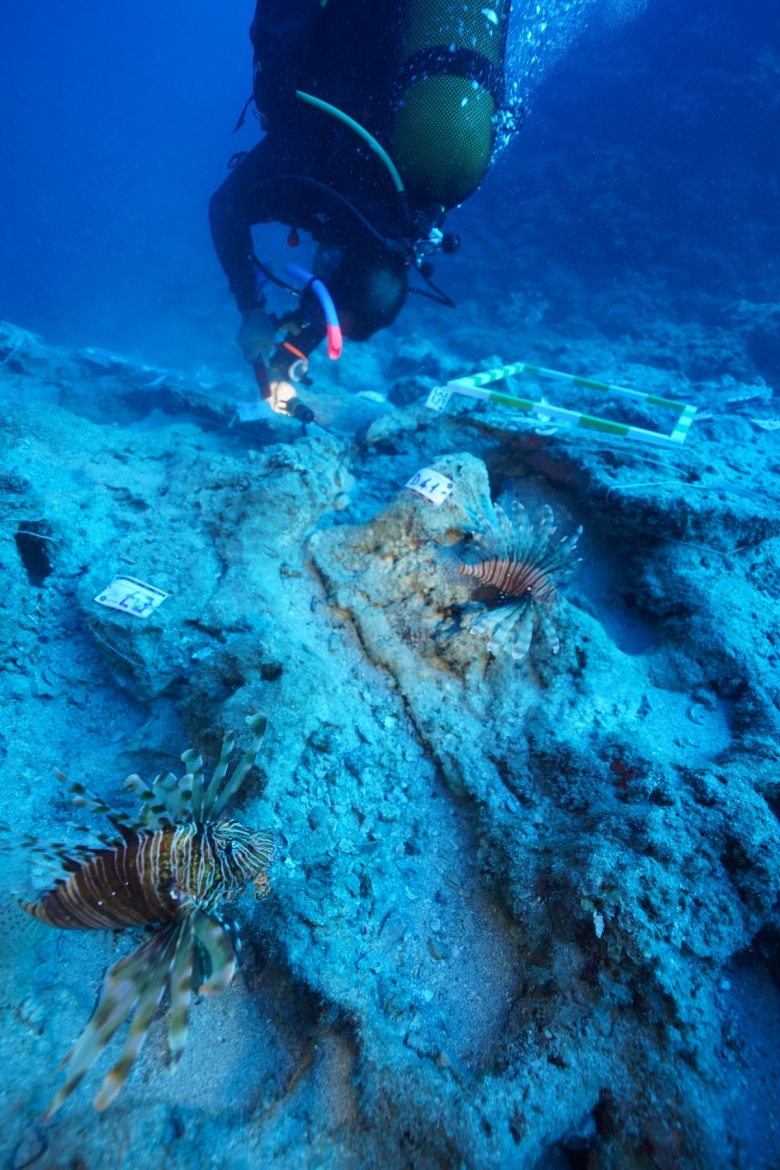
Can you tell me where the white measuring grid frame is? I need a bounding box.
[425,360,697,448]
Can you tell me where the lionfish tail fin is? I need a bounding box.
[44,921,183,1120]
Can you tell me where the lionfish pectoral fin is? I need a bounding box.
[191,907,236,995]
[473,600,530,657]
[94,924,181,1111]
[43,923,180,1120]
[43,974,139,1119]
[167,916,195,1068]
[510,605,536,661]
[535,604,561,654]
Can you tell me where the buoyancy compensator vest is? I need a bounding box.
[246,0,516,223]
[250,0,326,127]
[390,0,512,211]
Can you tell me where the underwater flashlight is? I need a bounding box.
[254,364,315,424]
[283,397,314,424]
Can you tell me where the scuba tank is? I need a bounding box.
[391,0,512,211]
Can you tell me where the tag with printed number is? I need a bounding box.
[406,468,455,507]
[95,576,169,619]
[425,386,452,412]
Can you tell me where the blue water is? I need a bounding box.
[1,0,776,368]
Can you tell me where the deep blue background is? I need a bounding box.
[0,0,777,369]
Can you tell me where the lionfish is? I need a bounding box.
[15,712,275,1118]
[456,500,582,660]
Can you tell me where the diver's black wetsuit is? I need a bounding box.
[209,0,407,338]
[211,0,515,368]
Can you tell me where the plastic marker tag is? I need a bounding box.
[406,468,455,506]
[95,576,169,619]
[425,386,452,412]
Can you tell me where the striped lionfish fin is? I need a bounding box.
[202,711,267,820]
[57,772,143,837]
[167,916,196,1066]
[471,598,534,658]
[534,602,562,654]
[93,925,182,1111]
[123,770,189,828]
[43,919,183,1119]
[487,500,519,562]
[118,712,266,827]
[191,907,237,995]
[9,832,107,869]
[180,751,205,821]
[2,823,123,885]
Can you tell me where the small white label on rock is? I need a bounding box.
[406,468,455,506]
[95,576,169,619]
[425,386,452,412]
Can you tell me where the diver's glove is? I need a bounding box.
[265,370,314,422]
[236,305,277,365]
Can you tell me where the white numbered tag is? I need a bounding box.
[95,576,169,619]
[406,468,455,507]
[425,386,452,412]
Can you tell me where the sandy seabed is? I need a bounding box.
[1,306,779,1170]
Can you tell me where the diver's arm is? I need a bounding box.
[209,133,320,312]
[209,139,291,312]
[209,178,263,313]
[269,321,328,376]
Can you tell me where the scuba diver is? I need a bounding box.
[209,0,521,420]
